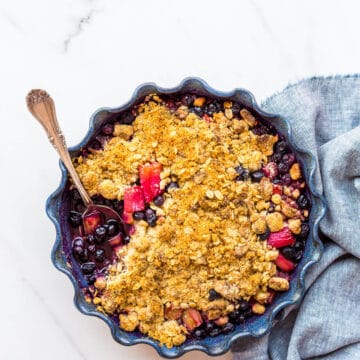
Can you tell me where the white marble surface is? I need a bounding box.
[1,0,360,359]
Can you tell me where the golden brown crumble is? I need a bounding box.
[73,96,301,348]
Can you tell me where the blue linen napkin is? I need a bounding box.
[232,75,360,360]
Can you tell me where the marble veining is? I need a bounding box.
[63,8,100,53]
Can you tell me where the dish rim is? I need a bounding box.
[46,77,326,358]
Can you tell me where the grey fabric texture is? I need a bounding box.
[232,76,360,360]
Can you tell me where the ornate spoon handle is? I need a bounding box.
[26,89,92,206]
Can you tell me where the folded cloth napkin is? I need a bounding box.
[232,75,360,360]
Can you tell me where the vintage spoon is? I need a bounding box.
[26,89,126,236]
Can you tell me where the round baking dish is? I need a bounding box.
[46,78,326,358]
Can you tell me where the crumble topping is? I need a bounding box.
[72,96,305,347]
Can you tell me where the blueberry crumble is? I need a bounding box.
[66,94,311,348]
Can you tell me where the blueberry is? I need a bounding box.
[73,237,85,248]
[243,309,253,318]
[268,204,275,213]
[145,208,157,225]
[238,300,250,312]
[297,194,310,209]
[212,100,223,112]
[209,328,221,337]
[235,165,250,181]
[235,165,245,174]
[112,199,124,214]
[278,162,289,174]
[250,171,264,182]
[94,226,107,243]
[204,103,218,115]
[232,103,241,116]
[205,321,215,333]
[281,174,292,186]
[281,247,296,261]
[282,153,295,166]
[153,194,165,206]
[123,235,131,245]
[81,262,96,274]
[86,274,96,285]
[228,310,240,322]
[270,152,283,163]
[101,123,114,135]
[165,182,179,191]
[73,246,84,258]
[192,106,204,116]
[106,219,119,236]
[294,240,304,251]
[298,223,310,239]
[259,228,270,241]
[273,178,282,184]
[252,126,268,136]
[221,322,235,334]
[236,314,246,323]
[181,94,194,107]
[87,244,96,253]
[193,328,207,339]
[275,141,287,154]
[90,139,102,150]
[86,235,95,245]
[133,211,145,221]
[95,249,106,262]
[69,211,82,227]
[107,224,117,236]
[294,250,303,263]
[78,248,89,262]
[120,112,135,125]
[208,289,222,301]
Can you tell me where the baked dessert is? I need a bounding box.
[66,94,311,348]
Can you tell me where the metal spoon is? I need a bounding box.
[26,89,126,236]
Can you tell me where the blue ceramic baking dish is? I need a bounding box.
[46,78,326,358]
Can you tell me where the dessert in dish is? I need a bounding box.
[66,94,311,348]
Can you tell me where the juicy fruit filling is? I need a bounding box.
[66,94,311,348]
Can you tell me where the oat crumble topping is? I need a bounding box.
[70,95,308,347]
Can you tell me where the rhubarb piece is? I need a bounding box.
[124,186,145,212]
[267,227,295,248]
[263,162,278,179]
[165,306,183,320]
[272,184,283,195]
[266,290,276,304]
[83,210,102,235]
[275,253,295,272]
[122,211,134,224]
[182,309,203,331]
[139,162,162,203]
[203,114,212,124]
[108,233,122,247]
